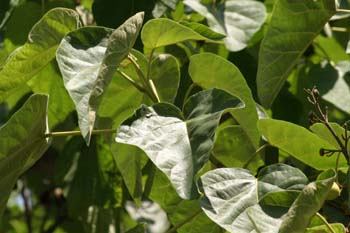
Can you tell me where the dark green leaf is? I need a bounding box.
[257,0,336,107]
[0,94,50,216]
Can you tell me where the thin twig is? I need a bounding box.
[316,212,336,233]
[243,144,270,169]
[117,69,146,93]
[45,129,115,138]
[336,9,350,14]
[21,187,32,233]
[331,27,350,32]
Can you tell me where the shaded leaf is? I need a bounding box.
[184,0,266,51]
[0,8,80,103]
[189,53,260,148]
[0,94,50,216]
[116,88,244,199]
[257,0,336,107]
[57,12,144,144]
[306,223,345,233]
[258,119,347,170]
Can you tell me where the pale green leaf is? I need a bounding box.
[258,119,347,170]
[56,12,144,144]
[0,94,50,216]
[116,88,244,199]
[257,0,336,107]
[184,0,266,51]
[0,8,80,103]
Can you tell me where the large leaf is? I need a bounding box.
[141,18,221,51]
[279,170,336,233]
[184,0,266,51]
[189,53,260,148]
[115,88,244,199]
[0,8,80,103]
[198,164,307,233]
[0,94,50,216]
[257,0,336,108]
[56,12,144,144]
[258,119,347,170]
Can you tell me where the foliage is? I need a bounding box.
[0,0,350,232]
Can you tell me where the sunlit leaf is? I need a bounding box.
[0,8,80,103]
[184,0,266,51]
[116,88,244,199]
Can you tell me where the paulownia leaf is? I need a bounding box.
[115,88,244,199]
[189,53,260,148]
[184,0,266,51]
[0,94,50,216]
[141,18,222,51]
[198,164,307,233]
[56,12,144,144]
[257,0,336,108]
[279,170,336,233]
[258,119,348,170]
[0,8,80,103]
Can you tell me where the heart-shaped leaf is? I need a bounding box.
[0,94,50,216]
[184,0,266,51]
[257,0,336,107]
[115,88,244,199]
[0,8,80,103]
[56,12,144,144]
[258,119,347,170]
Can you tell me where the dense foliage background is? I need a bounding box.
[0,0,350,232]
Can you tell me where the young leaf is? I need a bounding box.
[56,12,144,144]
[0,94,50,216]
[0,8,80,103]
[257,0,336,108]
[115,88,244,199]
[141,18,221,51]
[258,119,347,170]
[183,0,266,51]
[189,53,260,148]
[198,164,308,233]
[279,170,336,233]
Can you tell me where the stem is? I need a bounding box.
[316,212,336,233]
[143,160,156,198]
[146,49,155,80]
[117,70,146,93]
[21,187,32,233]
[331,27,350,32]
[166,208,202,233]
[45,129,115,138]
[243,144,270,169]
[336,9,350,14]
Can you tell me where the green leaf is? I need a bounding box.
[141,18,220,51]
[257,0,336,108]
[310,122,346,150]
[189,52,260,148]
[56,12,144,144]
[198,164,307,232]
[150,53,180,103]
[0,94,50,216]
[111,143,148,204]
[279,170,336,233]
[116,88,244,199]
[314,35,350,63]
[0,8,80,103]
[184,0,266,51]
[179,21,226,40]
[258,119,347,170]
[306,223,346,233]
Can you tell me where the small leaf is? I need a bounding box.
[141,18,221,51]
[257,0,336,107]
[310,122,346,150]
[57,12,144,144]
[0,94,50,216]
[279,170,336,233]
[258,119,347,170]
[179,21,226,40]
[0,8,80,103]
[116,88,244,199]
[184,0,266,51]
[306,223,346,233]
